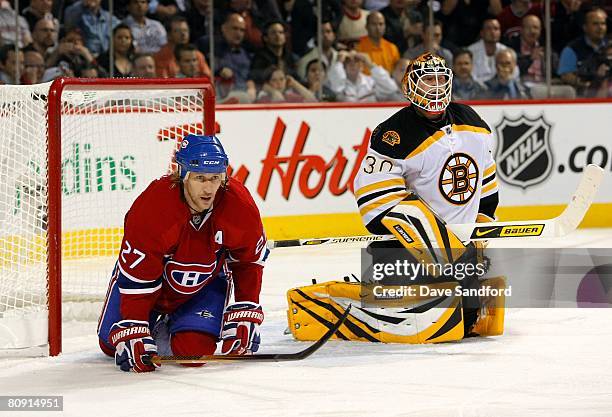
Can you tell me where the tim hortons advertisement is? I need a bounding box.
[214,102,611,236]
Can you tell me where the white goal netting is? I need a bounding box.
[0,80,211,352]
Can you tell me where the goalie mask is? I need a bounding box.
[402,53,453,113]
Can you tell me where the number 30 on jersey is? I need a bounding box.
[363,155,393,174]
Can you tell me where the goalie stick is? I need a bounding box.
[146,305,351,365]
[267,164,605,248]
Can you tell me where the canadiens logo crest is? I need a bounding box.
[438,153,478,205]
[494,114,553,189]
[164,260,218,295]
[382,130,401,146]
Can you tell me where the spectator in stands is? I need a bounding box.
[497,0,542,41]
[297,21,339,82]
[224,0,267,50]
[558,7,609,97]
[551,0,588,54]
[186,0,216,44]
[468,18,510,83]
[287,0,342,57]
[132,53,157,77]
[439,0,501,48]
[568,50,610,97]
[0,2,32,48]
[46,28,95,76]
[402,8,423,52]
[155,16,210,78]
[452,48,488,100]
[214,13,256,102]
[98,24,135,77]
[249,20,297,85]
[73,0,120,57]
[485,49,529,99]
[377,57,409,101]
[255,66,317,103]
[380,0,408,54]
[594,44,612,97]
[124,0,167,54]
[42,59,75,81]
[63,0,83,29]
[357,11,400,74]
[506,14,558,86]
[77,63,102,77]
[327,50,397,102]
[404,19,453,67]
[304,59,337,102]
[175,43,205,78]
[22,49,46,84]
[0,45,24,84]
[30,18,57,60]
[337,0,369,46]
[150,0,181,21]
[22,0,58,32]
[364,0,386,11]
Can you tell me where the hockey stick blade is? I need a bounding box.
[448,164,604,241]
[149,305,351,365]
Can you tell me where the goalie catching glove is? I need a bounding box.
[109,319,159,373]
[221,302,264,355]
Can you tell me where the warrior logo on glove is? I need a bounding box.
[109,320,159,373]
[221,302,264,355]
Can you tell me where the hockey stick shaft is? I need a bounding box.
[267,164,604,248]
[149,305,351,365]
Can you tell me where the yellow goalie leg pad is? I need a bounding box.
[287,280,465,344]
[471,276,506,337]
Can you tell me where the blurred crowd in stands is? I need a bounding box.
[0,0,611,102]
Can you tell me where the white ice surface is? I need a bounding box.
[1,229,612,417]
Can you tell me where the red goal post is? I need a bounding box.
[0,78,215,356]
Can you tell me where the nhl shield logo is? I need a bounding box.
[495,114,553,189]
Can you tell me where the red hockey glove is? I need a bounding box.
[109,320,159,373]
[220,302,264,355]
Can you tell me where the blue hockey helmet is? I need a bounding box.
[175,135,229,180]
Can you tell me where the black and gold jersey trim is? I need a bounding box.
[370,102,492,160]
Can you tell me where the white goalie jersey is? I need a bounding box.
[354,102,499,234]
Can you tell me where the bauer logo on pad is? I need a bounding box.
[470,224,544,239]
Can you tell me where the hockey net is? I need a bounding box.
[0,78,215,355]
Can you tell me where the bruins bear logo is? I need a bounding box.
[381,130,400,146]
[438,153,478,204]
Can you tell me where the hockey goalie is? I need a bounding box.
[287,53,505,344]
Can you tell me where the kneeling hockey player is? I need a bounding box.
[98,135,268,372]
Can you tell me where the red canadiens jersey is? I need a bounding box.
[114,176,268,321]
